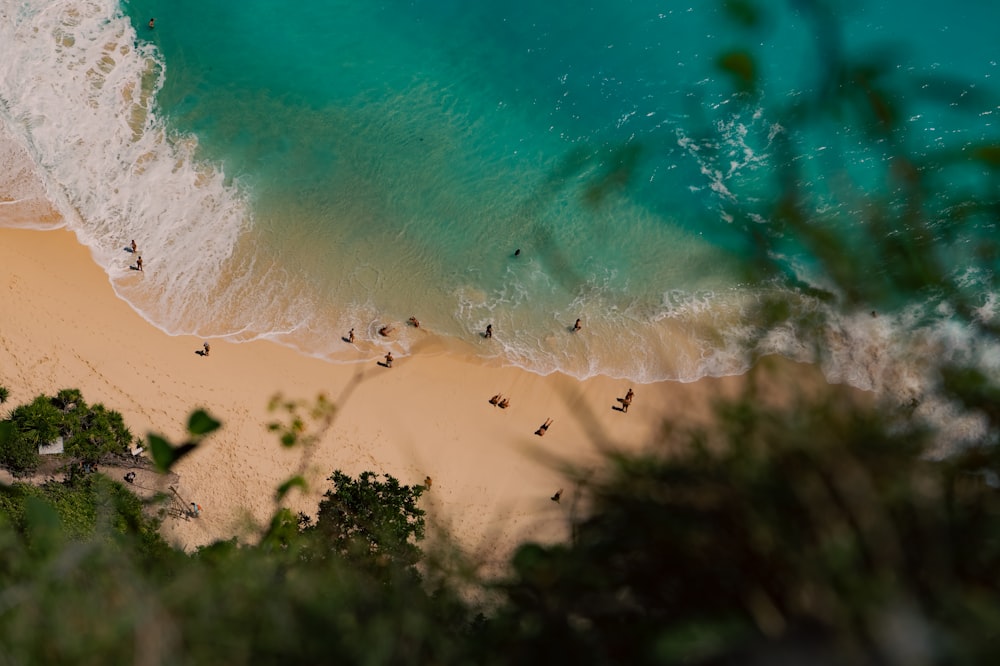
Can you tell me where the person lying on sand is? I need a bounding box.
[497,397,509,409]
[535,418,553,436]
[489,394,502,405]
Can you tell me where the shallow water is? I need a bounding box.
[1,0,998,403]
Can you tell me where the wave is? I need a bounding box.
[3,0,998,450]
[0,0,251,336]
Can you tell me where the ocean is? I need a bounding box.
[2,0,998,435]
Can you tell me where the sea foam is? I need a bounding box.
[0,0,250,337]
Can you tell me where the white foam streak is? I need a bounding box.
[0,0,250,336]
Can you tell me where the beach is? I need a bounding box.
[0,215,859,569]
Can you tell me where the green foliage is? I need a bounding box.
[0,466,467,665]
[1,396,58,475]
[479,376,1000,664]
[0,389,137,473]
[305,471,427,577]
[61,401,134,462]
[0,426,41,477]
[0,472,165,543]
[0,5,997,665]
[266,392,336,449]
[0,386,9,404]
[148,408,220,472]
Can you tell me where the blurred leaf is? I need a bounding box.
[148,433,197,473]
[717,50,757,92]
[275,475,307,502]
[23,496,64,557]
[582,144,643,207]
[187,410,221,437]
[722,0,761,28]
[148,434,174,472]
[971,145,1000,168]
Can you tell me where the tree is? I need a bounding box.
[0,396,59,476]
[305,471,427,576]
[62,402,134,462]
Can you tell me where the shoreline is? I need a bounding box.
[0,223,860,570]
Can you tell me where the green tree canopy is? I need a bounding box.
[304,471,427,577]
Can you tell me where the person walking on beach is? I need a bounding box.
[131,239,137,253]
[620,388,634,413]
[348,328,355,343]
[203,342,211,357]
[535,418,553,436]
[384,351,393,368]
[573,318,582,332]
[485,324,493,339]
[136,255,143,272]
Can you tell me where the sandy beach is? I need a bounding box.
[0,212,854,570]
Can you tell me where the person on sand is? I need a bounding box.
[189,502,200,518]
[348,328,355,343]
[136,255,143,271]
[379,325,393,337]
[485,324,493,339]
[384,351,393,368]
[551,488,563,503]
[497,397,509,409]
[489,393,502,406]
[535,418,553,436]
[424,476,433,489]
[124,471,136,484]
[131,239,137,253]
[203,342,211,357]
[620,388,634,413]
[408,316,420,328]
[573,318,582,331]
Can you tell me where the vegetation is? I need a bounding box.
[0,1,997,663]
[0,388,136,477]
[300,470,427,578]
[480,375,1000,665]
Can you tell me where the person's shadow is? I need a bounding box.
[377,361,390,368]
[195,349,207,356]
[612,404,625,412]
[342,336,353,343]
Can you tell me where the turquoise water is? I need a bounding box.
[2,0,999,391]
